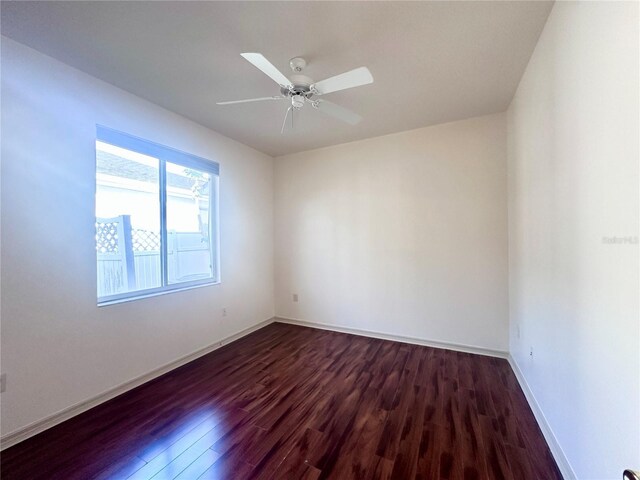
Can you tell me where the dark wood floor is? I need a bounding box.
[1,322,561,480]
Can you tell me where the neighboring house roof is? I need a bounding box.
[97,150,195,190]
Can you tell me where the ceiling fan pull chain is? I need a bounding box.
[281,106,292,134]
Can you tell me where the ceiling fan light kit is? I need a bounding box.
[217,53,374,133]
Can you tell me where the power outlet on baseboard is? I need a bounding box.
[1,373,6,393]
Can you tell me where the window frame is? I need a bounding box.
[96,126,220,306]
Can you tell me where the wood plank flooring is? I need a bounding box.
[1,322,562,479]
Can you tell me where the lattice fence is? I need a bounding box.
[132,229,160,252]
[96,220,160,253]
[95,221,119,253]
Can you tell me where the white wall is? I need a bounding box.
[3,4,638,476]
[507,2,639,479]
[0,38,274,437]
[275,113,509,352]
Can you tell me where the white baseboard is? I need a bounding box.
[0,317,275,451]
[507,355,576,480]
[275,316,509,359]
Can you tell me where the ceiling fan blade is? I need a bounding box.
[312,67,373,95]
[313,99,362,125]
[216,96,283,105]
[240,53,293,88]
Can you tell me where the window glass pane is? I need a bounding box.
[96,141,161,297]
[166,161,214,284]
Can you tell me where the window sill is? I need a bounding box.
[97,279,220,307]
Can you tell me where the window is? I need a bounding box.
[95,126,219,305]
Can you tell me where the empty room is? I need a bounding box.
[0,1,638,479]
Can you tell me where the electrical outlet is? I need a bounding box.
[529,347,534,358]
[0,373,6,393]
[517,325,521,339]
[293,293,298,302]
[222,308,227,317]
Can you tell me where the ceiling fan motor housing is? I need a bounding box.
[281,74,314,100]
[281,58,314,99]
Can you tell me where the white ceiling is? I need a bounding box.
[1,1,552,157]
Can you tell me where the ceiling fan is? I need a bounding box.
[217,53,374,133]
